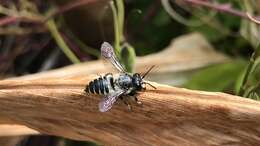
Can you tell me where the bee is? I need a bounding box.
[85,42,156,112]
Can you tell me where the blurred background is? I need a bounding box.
[0,0,259,145]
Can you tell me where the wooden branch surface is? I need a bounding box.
[0,76,260,146]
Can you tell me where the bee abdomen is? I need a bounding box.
[85,77,110,95]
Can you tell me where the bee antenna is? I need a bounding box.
[142,65,155,79]
[144,82,157,89]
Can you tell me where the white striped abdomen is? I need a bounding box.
[85,74,115,95]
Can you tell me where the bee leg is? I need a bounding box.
[134,96,143,106]
[128,91,141,105]
[121,96,132,111]
[124,101,132,111]
[127,103,132,111]
[129,91,142,106]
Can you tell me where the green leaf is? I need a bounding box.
[184,61,246,92]
[243,83,260,99]
[237,47,260,96]
[110,1,120,54]
[255,42,260,58]
[250,57,260,82]
[115,0,125,41]
[234,68,246,95]
[121,43,136,73]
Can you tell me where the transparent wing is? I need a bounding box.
[101,42,125,72]
[98,90,125,112]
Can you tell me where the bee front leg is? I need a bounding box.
[128,91,143,106]
[134,96,143,106]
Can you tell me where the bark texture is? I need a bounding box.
[0,77,260,146]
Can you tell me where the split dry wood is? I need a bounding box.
[0,76,260,146]
[0,124,39,137]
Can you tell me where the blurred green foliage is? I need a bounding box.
[184,60,246,92]
[0,0,260,145]
[121,43,136,72]
[127,1,184,55]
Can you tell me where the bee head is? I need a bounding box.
[132,73,145,90]
[132,72,157,91]
[136,65,157,90]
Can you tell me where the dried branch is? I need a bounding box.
[0,125,39,136]
[0,76,260,145]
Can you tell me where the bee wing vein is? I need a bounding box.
[98,90,125,112]
[101,42,125,72]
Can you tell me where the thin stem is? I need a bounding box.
[46,19,80,64]
[182,0,260,24]
[115,0,124,41]
[65,29,100,58]
[0,16,19,26]
[45,0,97,21]
[110,1,121,56]
[238,53,255,96]
[244,82,260,98]
[247,12,260,24]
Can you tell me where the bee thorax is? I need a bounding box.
[117,73,133,89]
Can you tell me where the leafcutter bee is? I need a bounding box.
[85,42,156,112]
